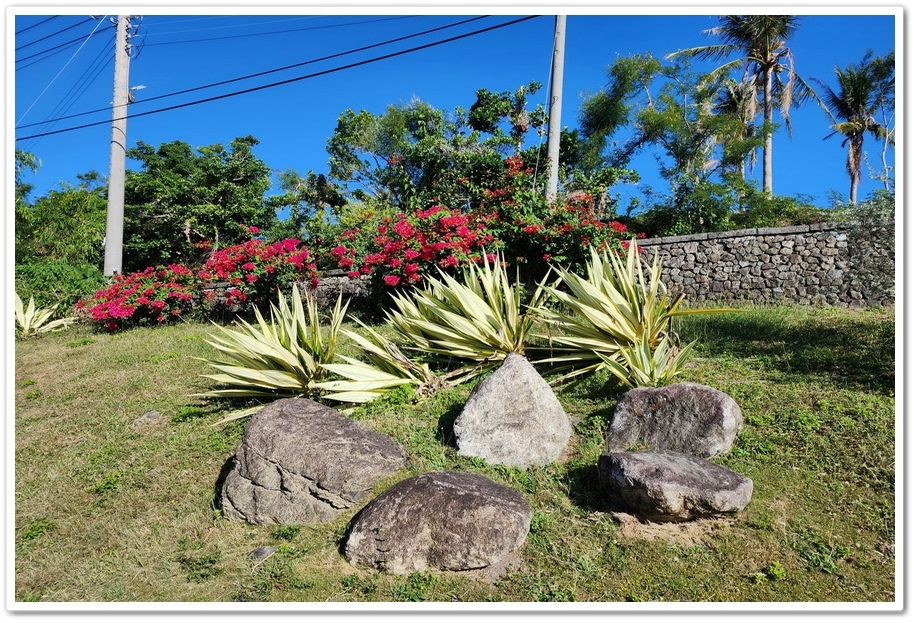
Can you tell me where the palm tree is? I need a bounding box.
[666,15,820,195]
[815,50,895,204]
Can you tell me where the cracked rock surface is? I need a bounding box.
[343,470,531,576]
[220,398,405,525]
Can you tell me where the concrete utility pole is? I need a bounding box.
[104,15,131,276]
[545,15,566,202]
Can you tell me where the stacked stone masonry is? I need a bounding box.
[637,222,894,308]
[310,222,893,310]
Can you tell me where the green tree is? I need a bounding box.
[666,15,820,195]
[122,135,274,272]
[325,89,553,214]
[15,176,107,267]
[14,149,40,210]
[468,81,546,155]
[815,50,895,204]
[579,53,663,171]
[265,169,347,242]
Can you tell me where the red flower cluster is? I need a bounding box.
[78,264,197,332]
[331,205,496,287]
[197,237,318,311]
[80,232,320,332]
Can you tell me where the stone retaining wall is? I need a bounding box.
[637,222,894,308]
[311,222,894,310]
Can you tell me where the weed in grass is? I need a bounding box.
[20,379,36,387]
[92,471,121,494]
[24,389,42,400]
[172,405,208,423]
[175,537,222,582]
[390,571,439,602]
[789,525,851,575]
[341,573,379,599]
[271,525,301,542]
[19,593,43,602]
[102,584,127,601]
[66,338,94,347]
[765,561,788,581]
[20,519,54,541]
[235,547,310,601]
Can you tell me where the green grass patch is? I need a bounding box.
[13,305,896,604]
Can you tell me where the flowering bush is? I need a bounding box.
[329,204,497,288]
[476,156,641,277]
[77,264,198,332]
[79,228,320,332]
[196,234,319,313]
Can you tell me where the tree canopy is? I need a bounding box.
[122,135,274,272]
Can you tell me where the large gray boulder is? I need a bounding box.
[598,450,753,522]
[343,471,531,576]
[607,382,742,458]
[453,354,572,468]
[220,398,405,525]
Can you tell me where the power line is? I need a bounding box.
[16,16,93,51]
[20,33,114,152]
[143,15,421,45]
[15,15,59,35]
[16,15,492,131]
[16,16,110,126]
[16,26,111,65]
[16,15,543,142]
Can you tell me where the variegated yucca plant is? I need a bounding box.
[196,284,348,423]
[383,250,554,386]
[537,241,734,387]
[316,251,553,407]
[317,318,456,406]
[15,292,75,338]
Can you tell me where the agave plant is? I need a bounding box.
[15,292,75,338]
[536,242,732,384]
[196,284,348,423]
[597,333,697,388]
[317,318,457,405]
[384,250,554,385]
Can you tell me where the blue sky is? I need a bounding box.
[11,5,900,210]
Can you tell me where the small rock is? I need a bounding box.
[454,354,571,468]
[607,382,742,458]
[343,471,531,576]
[598,450,753,522]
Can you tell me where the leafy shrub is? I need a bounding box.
[196,235,319,314]
[15,292,76,338]
[76,264,198,332]
[329,204,496,288]
[385,250,552,384]
[729,190,832,229]
[14,262,106,315]
[319,319,445,405]
[320,251,548,405]
[537,242,733,386]
[197,285,348,423]
[476,155,638,279]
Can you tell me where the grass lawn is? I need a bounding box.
[11,303,898,607]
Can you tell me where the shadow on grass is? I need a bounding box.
[680,307,895,394]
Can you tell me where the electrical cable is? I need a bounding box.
[143,15,421,45]
[16,15,492,131]
[16,17,94,51]
[16,27,111,65]
[16,16,542,142]
[16,16,109,126]
[22,33,114,151]
[15,15,58,35]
